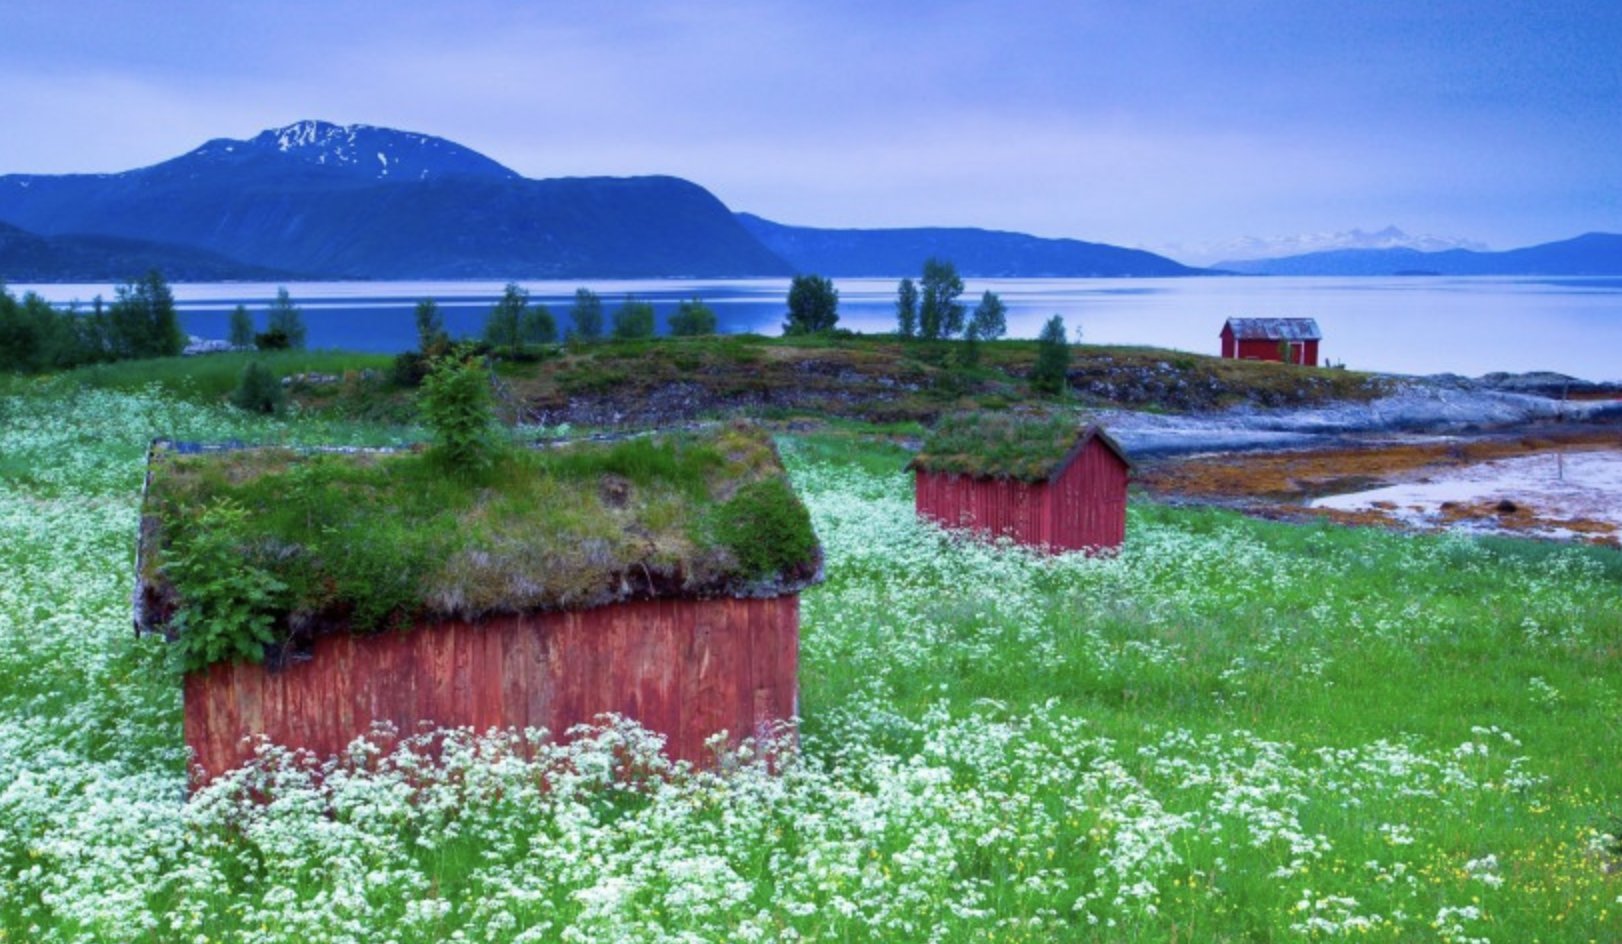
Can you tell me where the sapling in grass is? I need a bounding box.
[419,347,504,478]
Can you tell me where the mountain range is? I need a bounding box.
[0,121,1203,282]
[737,214,1200,277]
[0,220,289,282]
[1165,226,1488,267]
[1,121,1616,283]
[1216,232,1622,276]
[0,121,789,280]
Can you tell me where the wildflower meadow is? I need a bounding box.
[0,382,1618,942]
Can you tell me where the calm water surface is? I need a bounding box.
[16,276,1622,382]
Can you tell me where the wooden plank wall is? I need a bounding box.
[1050,438,1128,552]
[184,596,799,785]
[915,438,1128,554]
[915,470,1046,546]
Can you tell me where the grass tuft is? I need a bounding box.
[912,409,1094,480]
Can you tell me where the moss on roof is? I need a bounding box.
[911,411,1123,482]
[136,423,820,669]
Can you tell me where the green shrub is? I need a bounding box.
[484,283,528,355]
[1030,315,1071,396]
[710,478,818,578]
[229,361,286,414]
[419,350,502,477]
[784,274,839,335]
[167,499,287,671]
[390,351,430,388]
[253,327,292,350]
[521,304,558,345]
[668,297,717,337]
[612,298,656,339]
[570,288,604,341]
[265,287,307,350]
[415,298,450,356]
[228,305,255,348]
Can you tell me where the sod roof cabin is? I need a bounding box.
[1220,317,1322,366]
[911,412,1130,553]
[134,423,821,785]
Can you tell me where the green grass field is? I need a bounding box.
[0,378,1617,942]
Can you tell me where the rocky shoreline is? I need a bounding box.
[1102,375,1621,458]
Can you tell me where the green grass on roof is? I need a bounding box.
[912,411,1092,482]
[138,423,820,669]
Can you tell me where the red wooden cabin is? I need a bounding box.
[912,415,1131,553]
[1220,317,1322,365]
[178,597,798,782]
[135,427,820,786]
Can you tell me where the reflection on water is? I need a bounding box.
[14,276,1622,381]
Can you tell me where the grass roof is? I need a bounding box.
[136,423,821,669]
[911,411,1121,482]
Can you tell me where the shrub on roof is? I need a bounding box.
[710,477,818,580]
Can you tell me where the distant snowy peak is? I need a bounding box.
[182,120,520,181]
[1167,227,1488,267]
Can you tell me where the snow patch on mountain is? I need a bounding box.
[1158,226,1488,267]
[176,120,519,182]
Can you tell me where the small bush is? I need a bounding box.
[229,361,285,414]
[668,298,717,337]
[613,298,657,340]
[570,288,605,341]
[167,500,287,671]
[265,287,307,350]
[253,328,292,351]
[710,478,818,579]
[419,350,502,477]
[1030,315,1071,396]
[227,305,255,348]
[390,351,430,388]
[521,304,558,345]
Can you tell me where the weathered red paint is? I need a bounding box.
[1220,325,1320,365]
[914,432,1128,553]
[183,595,799,786]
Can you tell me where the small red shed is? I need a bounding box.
[911,412,1131,553]
[134,424,821,786]
[1220,317,1322,365]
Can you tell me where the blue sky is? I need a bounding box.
[2,1,1618,258]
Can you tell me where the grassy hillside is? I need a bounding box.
[0,381,1616,941]
[18,335,1383,430]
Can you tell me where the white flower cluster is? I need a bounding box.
[0,387,1612,941]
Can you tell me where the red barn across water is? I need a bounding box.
[134,425,821,786]
[1220,317,1322,365]
[912,413,1131,553]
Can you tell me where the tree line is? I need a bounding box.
[0,271,313,374]
[780,257,1071,393]
[4,266,1073,396]
[468,284,720,359]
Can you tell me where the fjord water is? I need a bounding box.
[17,275,1622,381]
